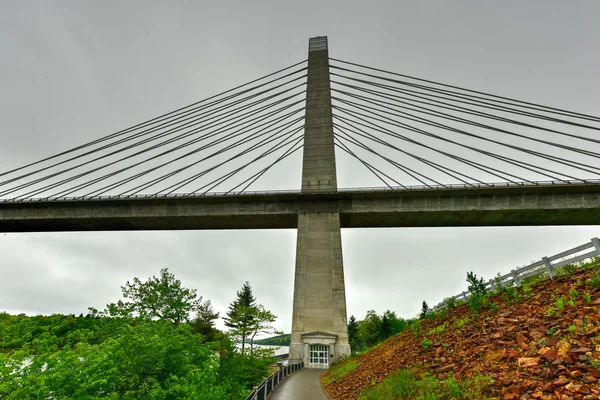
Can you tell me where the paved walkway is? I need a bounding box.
[269,368,328,400]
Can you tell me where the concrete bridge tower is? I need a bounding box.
[289,36,351,368]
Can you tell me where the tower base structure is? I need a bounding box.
[289,212,350,368]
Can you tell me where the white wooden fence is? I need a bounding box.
[435,237,600,309]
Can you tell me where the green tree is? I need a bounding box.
[466,271,487,297]
[223,282,257,355]
[419,301,430,319]
[247,305,277,359]
[357,310,382,348]
[190,300,222,342]
[107,268,202,325]
[347,315,359,352]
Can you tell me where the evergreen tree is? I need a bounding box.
[347,315,359,352]
[191,300,222,342]
[224,282,257,355]
[419,301,430,319]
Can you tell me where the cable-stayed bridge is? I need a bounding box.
[2,37,600,366]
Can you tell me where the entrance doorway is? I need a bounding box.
[309,344,329,367]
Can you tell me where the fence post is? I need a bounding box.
[489,279,496,292]
[461,291,467,301]
[592,237,600,256]
[542,256,554,279]
[511,269,521,287]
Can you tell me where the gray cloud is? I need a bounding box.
[1,1,599,333]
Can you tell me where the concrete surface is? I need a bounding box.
[289,37,350,364]
[3,183,600,232]
[269,369,328,400]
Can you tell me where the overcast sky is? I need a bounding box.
[1,1,600,334]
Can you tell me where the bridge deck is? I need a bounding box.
[1,184,600,232]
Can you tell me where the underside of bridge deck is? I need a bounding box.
[2,184,600,233]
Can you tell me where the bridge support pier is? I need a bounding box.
[289,36,350,367]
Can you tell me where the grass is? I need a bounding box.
[359,369,494,400]
[323,360,360,384]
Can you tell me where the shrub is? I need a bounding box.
[445,297,457,309]
[468,294,484,315]
[569,288,579,300]
[466,272,487,297]
[502,287,521,304]
[555,296,566,311]
[589,269,600,290]
[428,323,447,336]
[411,321,422,338]
[454,318,469,329]
[421,339,433,350]
[583,292,592,304]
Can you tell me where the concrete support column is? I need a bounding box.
[289,37,350,365]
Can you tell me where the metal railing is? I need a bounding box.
[435,237,600,310]
[245,361,304,400]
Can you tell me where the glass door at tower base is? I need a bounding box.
[309,344,329,367]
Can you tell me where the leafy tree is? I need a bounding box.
[348,315,359,351]
[419,301,430,319]
[357,310,382,348]
[107,268,202,325]
[223,282,257,355]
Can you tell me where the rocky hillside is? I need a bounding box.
[322,266,600,399]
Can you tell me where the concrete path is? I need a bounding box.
[269,368,328,400]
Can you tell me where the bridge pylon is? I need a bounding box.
[289,36,350,368]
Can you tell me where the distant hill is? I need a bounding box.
[252,333,291,346]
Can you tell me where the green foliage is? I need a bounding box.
[569,288,579,300]
[95,268,203,325]
[502,286,522,305]
[358,310,383,349]
[555,296,567,311]
[323,360,360,384]
[444,297,457,309]
[358,369,494,400]
[568,324,577,333]
[0,270,278,399]
[468,294,484,315]
[224,281,257,355]
[421,339,433,350]
[0,320,244,399]
[190,300,222,342]
[584,292,592,304]
[251,333,291,346]
[556,263,578,276]
[466,272,489,315]
[454,318,469,329]
[466,272,487,298]
[589,269,600,290]
[411,320,422,338]
[548,327,557,336]
[522,282,534,298]
[419,301,431,319]
[348,315,359,351]
[427,322,447,336]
